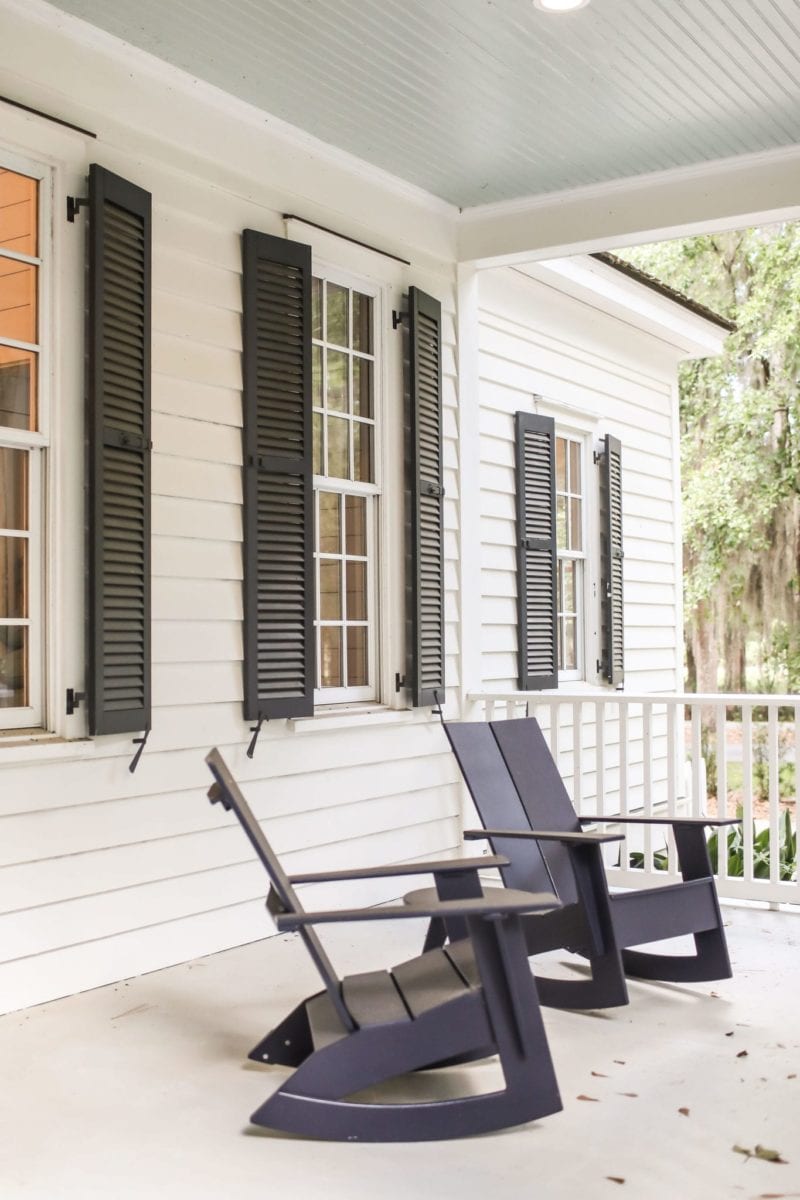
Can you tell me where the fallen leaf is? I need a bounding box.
[755,1145,787,1165]
[737,1050,749,1058]
[678,1107,690,1117]
[710,990,720,997]
[592,1071,608,1078]
[733,1145,752,1159]
[605,1178,625,1186]
[726,1031,735,1037]
[614,1059,626,1065]
[577,1094,599,1102]
[788,1074,797,1080]
[618,1092,639,1098]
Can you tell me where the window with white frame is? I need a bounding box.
[0,158,45,729]
[311,274,379,702]
[555,433,586,679]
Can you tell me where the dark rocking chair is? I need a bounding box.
[205,747,563,1142]
[439,718,740,1011]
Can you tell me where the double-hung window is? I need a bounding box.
[555,433,586,680]
[311,274,379,702]
[0,158,45,730]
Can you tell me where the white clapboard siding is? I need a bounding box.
[0,58,461,1014]
[475,264,687,810]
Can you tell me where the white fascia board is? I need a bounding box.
[0,0,459,267]
[458,145,800,268]
[516,257,728,360]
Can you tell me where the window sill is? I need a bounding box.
[0,731,94,765]
[289,703,426,734]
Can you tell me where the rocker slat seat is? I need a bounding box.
[204,747,564,1142]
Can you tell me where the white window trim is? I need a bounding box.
[0,148,50,731]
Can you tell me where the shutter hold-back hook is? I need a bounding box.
[432,689,445,727]
[247,713,268,759]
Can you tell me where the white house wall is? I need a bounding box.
[475,266,687,809]
[0,9,461,1013]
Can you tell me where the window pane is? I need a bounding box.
[569,440,581,492]
[0,536,27,617]
[326,283,348,347]
[556,495,567,549]
[311,277,322,340]
[319,560,341,620]
[353,421,372,483]
[570,496,582,551]
[345,495,366,556]
[353,356,372,418]
[318,491,340,554]
[346,560,367,621]
[326,349,348,412]
[562,560,576,613]
[327,415,349,478]
[353,291,372,354]
[563,618,577,671]
[347,626,367,687]
[320,625,342,688]
[312,411,323,475]
[0,170,38,257]
[0,258,37,344]
[312,344,322,408]
[0,625,27,707]
[0,347,36,431]
[556,437,566,491]
[0,447,28,529]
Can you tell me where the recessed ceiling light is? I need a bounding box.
[533,0,591,12]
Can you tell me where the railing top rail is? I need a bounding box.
[469,690,800,707]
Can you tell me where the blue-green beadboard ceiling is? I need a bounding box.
[47,0,800,208]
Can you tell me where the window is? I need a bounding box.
[311,274,378,701]
[0,160,45,729]
[555,433,585,679]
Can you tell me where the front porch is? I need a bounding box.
[2,903,797,1198]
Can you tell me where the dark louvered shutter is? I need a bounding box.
[87,165,151,735]
[599,433,624,686]
[515,412,557,690]
[405,287,445,708]
[241,230,314,720]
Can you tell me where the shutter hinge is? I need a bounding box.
[129,726,150,774]
[66,196,89,223]
[392,309,407,331]
[593,448,606,466]
[422,482,445,497]
[65,687,85,715]
[395,672,406,693]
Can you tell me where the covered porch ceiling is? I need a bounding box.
[19,0,800,262]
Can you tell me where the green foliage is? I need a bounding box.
[621,227,800,690]
[627,810,797,881]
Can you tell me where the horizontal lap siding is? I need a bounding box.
[0,162,460,1014]
[476,268,683,809]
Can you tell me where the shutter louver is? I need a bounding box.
[515,412,558,691]
[406,287,445,708]
[600,433,624,686]
[242,230,314,720]
[87,165,151,736]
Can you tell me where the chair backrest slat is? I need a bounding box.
[444,721,554,897]
[490,718,581,903]
[205,749,356,1032]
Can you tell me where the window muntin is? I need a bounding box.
[556,434,585,677]
[312,276,378,701]
[0,163,43,726]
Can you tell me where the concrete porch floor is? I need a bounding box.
[1,905,798,1200]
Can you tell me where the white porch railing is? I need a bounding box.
[467,691,799,907]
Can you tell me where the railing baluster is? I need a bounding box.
[768,704,779,890]
[715,701,728,888]
[666,703,678,879]
[795,703,800,903]
[596,701,606,823]
[549,702,560,763]
[690,703,703,819]
[619,701,629,872]
[742,704,754,887]
[643,702,653,872]
[572,701,583,815]
[485,699,494,722]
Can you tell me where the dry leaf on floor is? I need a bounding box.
[614,1059,626,1064]
[678,1107,690,1116]
[737,1050,749,1058]
[726,1031,735,1037]
[618,1092,639,1098]
[577,1094,599,1102]
[754,1146,787,1164]
[605,1177,625,1185]
[592,1071,608,1077]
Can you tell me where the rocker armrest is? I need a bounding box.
[276,888,561,930]
[288,854,509,885]
[464,827,624,846]
[577,815,742,828]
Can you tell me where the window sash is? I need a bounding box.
[556,434,586,680]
